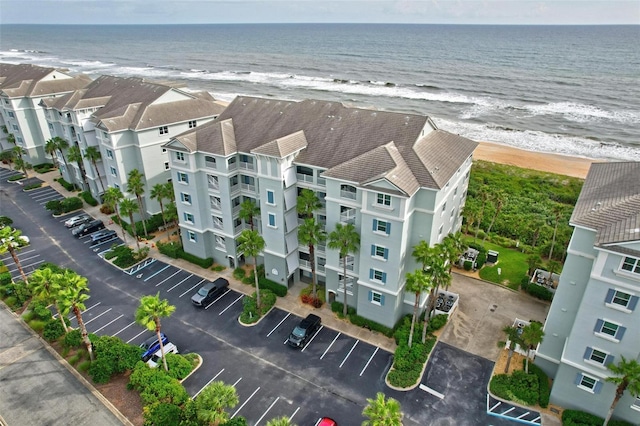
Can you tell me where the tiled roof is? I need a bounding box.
[175,96,477,191]
[0,63,90,97]
[571,162,640,246]
[251,130,308,158]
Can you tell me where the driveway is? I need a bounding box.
[441,273,550,360]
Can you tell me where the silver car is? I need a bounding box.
[64,214,91,228]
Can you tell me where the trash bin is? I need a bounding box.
[487,250,499,263]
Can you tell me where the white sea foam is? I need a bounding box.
[525,102,640,125]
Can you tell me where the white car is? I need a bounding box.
[64,214,91,228]
[146,342,179,368]
[1,234,29,247]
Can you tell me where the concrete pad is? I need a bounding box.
[439,273,550,360]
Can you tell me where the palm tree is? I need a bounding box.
[239,198,260,231]
[405,270,432,348]
[238,229,266,308]
[67,145,88,189]
[120,198,140,250]
[604,356,640,425]
[463,204,479,235]
[266,417,296,426]
[29,267,67,332]
[298,217,326,298]
[135,292,176,372]
[164,201,179,241]
[6,132,16,145]
[422,247,450,343]
[474,188,490,241]
[13,155,32,178]
[442,232,465,274]
[44,138,60,172]
[84,146,105,195]
[127,169,147,237]
[362,392,403,426]
[500,325,523,374]
[297,188,322,219]
[548,204,565,260]
[328,222,360,317]
[483,190,506,242]
[57,270,93,360]
[11,145,28,177]
[103,187,126,242]
[195,381,239,426]
[0,226,29,283]
[150,183,171,242]
[52,136,70,173]
[521,322,544,374]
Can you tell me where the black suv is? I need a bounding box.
[287,314,321,348]
[191,278,229,307]
[72,219,105,237]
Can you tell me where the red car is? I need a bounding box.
[316,418,337,426]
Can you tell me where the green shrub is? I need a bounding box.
[23,182,42,190]
[179,250,213,268]
[89,335,143,383]
[521,281,554,301]
[428,314,448,332]
[258,277,287,297]
[143,402,183,426]
[64,329,83,348]
[157,241,181,258]
[31,301,54,321]
[56,177,78,191]
[78,360,92,372]
[239,289,276,324]
[211,264,226,272]
[33,163,55,173]
[527,361,550,408]
[349,314,394,337]
[45,199,62,214]
[4,296,17,308]
[67,353,81,366]
[463,260,473,270]
[8,174,25,182]
[233,267,246,280]
[45,196,83,215]
[560,410,633,426]
[43,319,66,341]
[22,310,36,322]
[80,191,98,206]
[0,272,11,286]
[223,418,249,426]
[129,361,189,406]
[490,370,539,406]
[0,216,13,227]
[242,276,253,285]
[28,319,47,332]
[164,353,194,380]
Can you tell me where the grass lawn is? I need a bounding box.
[465,238,529,290]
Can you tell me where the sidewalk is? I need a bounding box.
[39,170,398,354]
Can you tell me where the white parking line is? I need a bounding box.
[339,340,358,368]
[112,321,136,337]
[38,195,63,204]
[320,332,341,359]
[255,396,279,426]
[289,407,301,422]
[92,314,124,333]
[301,326,323,352]
[219,294,243,316]
[419,383,445,399]
[8,259,43,273]
[55,301,101,319]
[83,308,112,325]
[193,368,225,398]
[166,273,192,292]
[359,347,379,376]
[143,264,171,282]
[32,191,59,200]
[231,386,260,419]
[178,279,204,296]
[126,329,147,344]
[232,377,242,387]
[267,313,290,337]
[205,289,231,310]
[89,237,118,248]
[28,187,51,195]
[155,270,181,287]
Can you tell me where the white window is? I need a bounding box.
[183,213,194,224]
[268,213,276,228]
[372,245,388,260]
[266,190,275,205]
[188,120,197,128]
[584,347,612,367]
[176,152,185,162]
[12,124,19,131]
[177,172,189,184]
[106,149,113,160]
[370,269,387,284]
[180,193,191,204]
[159,126,169,135]
[8,111,14,118]
[605,289,637,310]
[164,162,170,170]
[110,166,117,176]
[621,257,640,274]
[576,373,601,393]
[369,291,384,306]
[373,219,390,235]
[376,193,391,206]
[188,231,197,242]
[594,319,626,341]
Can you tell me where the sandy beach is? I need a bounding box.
[474,141,598,179]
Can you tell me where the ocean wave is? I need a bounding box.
[437,118,640,162]
[524,102,640,125]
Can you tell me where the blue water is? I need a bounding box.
[1,24,639,161]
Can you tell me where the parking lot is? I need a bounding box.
[1,167,541,425]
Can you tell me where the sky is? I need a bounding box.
[0,0,638,25]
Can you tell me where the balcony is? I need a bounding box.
[230,183,240,193]
[340,189,357,200]
[228,162,238,171]
[205,159,217,169]
[213,218,224,230]
[234,223,246,234]
[239,161,255,171]
[339,259,355,271]
[232,204,241,215]
[317,263,326,273]
[317,176,326,186]
[210,201,222,212]
[296,173,314,184]
[240,183,256,193]
[207,176,219,191]
[215,239,226,250]
[316,244,326,253]
[299,259,311,269]
[340,208,356,224]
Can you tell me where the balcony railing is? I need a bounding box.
[232,204,241,215]
[228,162,238,171]
[230,183,240,193]
[339,260,355,271]
[210,201,222,211]
[208,176,219,190]
[317,177,326,186]
[205,160,217,169]
[340,190,357,200]
[213,219,224,230]
[239,162,255,171]
[299,259,311,269]
[317,264,326,273]
[296,173,314,184]
[316,245,326,253]
[240,183,256,193]
[234,223,246,234]
[340,209,356,224]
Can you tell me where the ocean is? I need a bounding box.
[1,24,639,161]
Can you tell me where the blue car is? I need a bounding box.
[140,333,169,361]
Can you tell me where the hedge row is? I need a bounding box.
[80,191,98,206]
[33,163,55,173]
[45,197,83,215]
[55,177,79,191]
[156,241,213,268]
[331,301,395,337]
[8,174,25,182]
[23,182,42,190]
[562,409,634,426]
[521,279,554,301]
[526,361,550,408]
[490,370,539,406]
[113,213,165,239]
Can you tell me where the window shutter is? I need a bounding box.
[574,373,582,386]
[594,381,603,394]
[583,347,593,360]
[382,272,387,283]
[605,354,614,366]
[371,245,376,256]
[368,291,373,302]
[380,294,385,305]
[369,269,374,280]
[615,326,626,340]
[594,319,604,333]
[384,248,389,259]
[605,289,615,303]
[628,295,639,311]
[372,219,377,231]
[386,222,391,235]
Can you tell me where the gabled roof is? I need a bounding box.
[571,162,640,248]
[0,63,90,97]
[172,96,477,191]
[251,130,307,158]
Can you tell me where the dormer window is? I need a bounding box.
[376,193,391,207]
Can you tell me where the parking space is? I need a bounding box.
[26,186,65,205]
[1,247,44,281]
[0,168,22,181]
